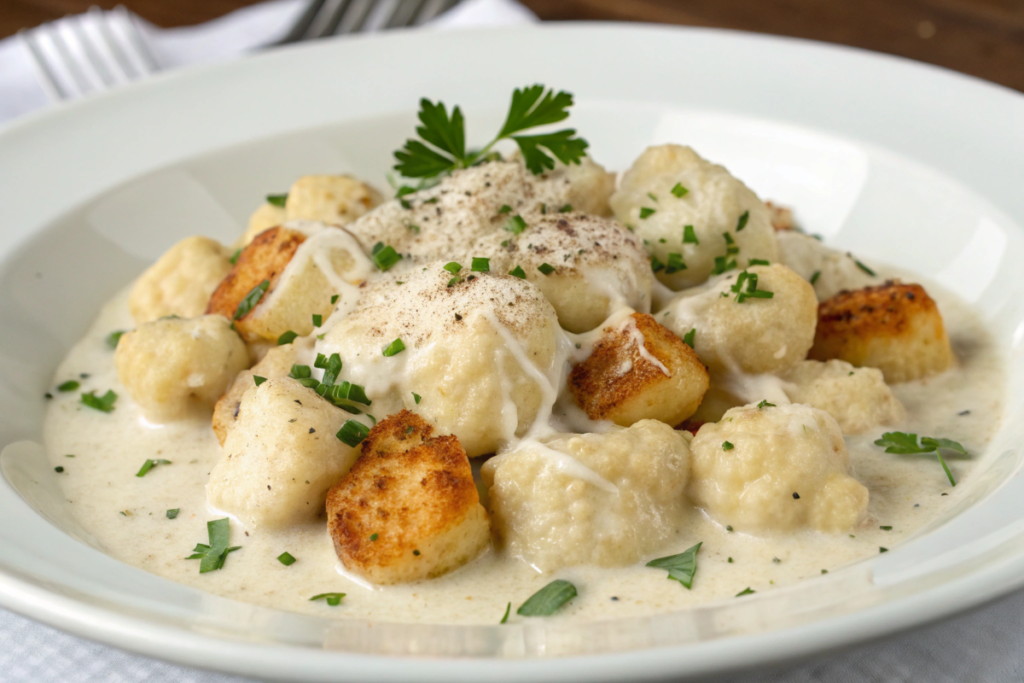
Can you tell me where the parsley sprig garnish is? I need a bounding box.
[393,85,589,180]
[874,432,968,486]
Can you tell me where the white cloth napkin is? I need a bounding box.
[0,0,537,123]
[2,2,1024,680]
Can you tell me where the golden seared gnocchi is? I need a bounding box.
[782,360,905,434]
[318,264,562,457]
[483,420,691,571]
[115,315,249,422]
[473,212,653,333]
[610,144,779,290]
[688,403,868,533]
[206,378,362,528]
[128,236,234,324]
[661,264,818,374]
[569,311,708,426]
[810,282,955,383]
[327,411,489,584]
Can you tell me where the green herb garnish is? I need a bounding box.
[873,432,967,486]
[253,375,267,386]
[233,279,270,320]
[57,380,79,392]
[736,210,750,231]
[277,330,298,345]
[646,542,702,589]
[310,592,346,606]
[665,253,686,275]
[337,420,371,448]
[499,204,513,214]
[413,392,422,404]
[186,518,240,573]
[730,270,774,303]
[651,255,666,273]
[517,579,577,617]
[748,258,770,266]
[136,458,171,477]
[671,183,689,198]
[383,338,406,357]
[81,390,117,413]
[682,328,696,348]
[810,270,821,285]
[166,508,179,519]
[639,207,656,219]
[505,214,528,235]
[443,261,463,274]
[509,265,527,279]
[277,552,297,566]
[229,248,242,265]
[371,242,402,271]
[722,441,735,451]
[471,257,490,272]
[105,331,126,349]
[537,263,556,276]
[393,85,588,178]
[312,314,322,327]
[266,193,288,207]
[500,602,512,624]
[736,587,755,597]
[683,225,698,244]
[854,257,876,276]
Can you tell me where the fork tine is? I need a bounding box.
[415,0,461,25]
[113,6,159,74]
[70,14,117,89]
[48,21,94,97]
[17,29,69,101]
[338,0,377,34]
[277,0,328,44]
[312,0,356,39]
[91,6,141,80]
[383,0,428,29]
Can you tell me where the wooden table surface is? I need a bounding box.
[3,0,1023,92]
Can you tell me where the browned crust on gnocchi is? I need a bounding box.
[569,312,709,427]
[326,411,488,583]
[810,281,954,383]
[205,227,305,329]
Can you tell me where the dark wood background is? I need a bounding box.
[3,0,1023,92]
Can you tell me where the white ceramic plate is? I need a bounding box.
[1,23,1024,682]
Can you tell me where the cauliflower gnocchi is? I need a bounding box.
[610,144,779,290]
[688,404,868,532]
[49,89,1001,624]
[483,420,692,571]
[206,378,362,528]
[129,236,234,323]
[661,264,818,374]
[115,315,249,422]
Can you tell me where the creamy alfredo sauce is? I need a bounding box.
[42,276,1003,625]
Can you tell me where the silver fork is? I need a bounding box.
[276,0,463,44]
[18,5,159,102]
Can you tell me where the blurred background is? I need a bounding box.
[3,0,1022,92]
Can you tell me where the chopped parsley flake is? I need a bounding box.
[505,214,528,235]
[537,263,556,275]
[443,261,463,274]
[757,400,776,409]
[337,420,370,448]
[371,242,402,271]
[646,542,702,589]
[748,258,770,266]
[413,392,422,404]
[166,508,179,519]
[370,533,379,542]
[54,466,64,473]
[559,204,572,213]
[722,441,735,451]
[500,602,512,624]
[253,375,267,386]
[471,257,490,272]
[499,204,513,214]
[266,193,287,207]
[81,390,117,413]
[639,207,656,219]
[136,459,171,477]
[229,248,242,265]
[277,330,298,345]
[683,225,698,244]
[712,255,737,275]
[671,183,689,198]
[508,265,527,279]
[186,518,240,573]
[57,380,79,392]
[277,552,297,566]
[647,192,658,203]
[665,253,687,274]
[736,587,755,597]
[331,294,339,305]
[383,338,406,357]
[312,314,323,327]
[810,270,821,285]
[310,593,346,606]
[234,279,270,320]
[736,210,750,231]
[517,579,577,617]
[105,331,126,349]
[651,255,666,273]
[682,328,696,348]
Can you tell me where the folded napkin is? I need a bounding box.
[0,0,537,124]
